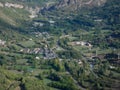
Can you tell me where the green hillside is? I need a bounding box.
[0,0,120,90]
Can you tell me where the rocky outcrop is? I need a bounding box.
[55,0,107,10]
[0,2,4,7]
[0,2,41,18]
[5,2,24,8]
[0,2,24,8]
[25,6,41,18]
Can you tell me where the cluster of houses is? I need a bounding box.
[20,47,57,59]
[20,48,43,54]
[0,39,6,46]
[71,41,92,47]
[43,48,57,59]
[33,22,44,27]
[31,31,50,38]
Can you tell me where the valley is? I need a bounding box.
[0,0,120,90]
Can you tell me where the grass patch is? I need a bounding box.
[18,40,35,48]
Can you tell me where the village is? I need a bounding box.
[0,30,119,71]
[1,29,119,65]
[0,29,119,90]
[20,47,57,60]
[0,32,94,65]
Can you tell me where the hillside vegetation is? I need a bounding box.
[0,0,120,90]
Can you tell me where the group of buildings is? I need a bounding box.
[20,47,57,60]
[71,41,92,47]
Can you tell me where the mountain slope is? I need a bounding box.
[0,0,119,34]
[55,0,106,10]
[92,0,120,30]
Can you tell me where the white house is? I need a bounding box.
[0,39,6,46]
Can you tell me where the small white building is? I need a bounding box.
[80,41,86,46]
[78,59,82,64]
[35,56,40,60]
[49,20,55,24]
[0,39,6,46]
[109,65,115,69]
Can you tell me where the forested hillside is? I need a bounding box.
[0,0,120,90]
